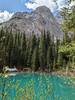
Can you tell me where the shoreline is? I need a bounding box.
[0,69,75,77]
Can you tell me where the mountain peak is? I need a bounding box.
[12,6,52,19]
[35,6,51,13]
[34,6,53,17]
[0,6,63,39]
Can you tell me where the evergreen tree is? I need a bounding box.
[4,29,14,67]
[54,39,60,68]
[31,47,39,71]
[21,33,27,66]
[0,28,6,66]
[0,28,5,70]
[27,34,37,67]
[10,33,21,67]
[47,44,55,71]
[47,46,52,72]
[39,31,46,70]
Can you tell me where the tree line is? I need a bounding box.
[0,27,75,72]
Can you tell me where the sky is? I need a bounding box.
[0,0,73,23]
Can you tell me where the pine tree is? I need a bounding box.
[0,28,4,69]
[31,47,39,71]
[27,34,37,67]
[39,31,46,70]
[47,44,55,72]
[54,39,60,68]
[0,28,6,66]
[46,31,51,48]
[6,31,13,66]
[10,33,20,66]
[47,46,51,72]
[21,33,27,66]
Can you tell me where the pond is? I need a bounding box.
[0,73,75,100]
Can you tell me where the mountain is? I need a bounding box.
[0,6,63,39]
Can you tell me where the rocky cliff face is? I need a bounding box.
[0,6,63,39]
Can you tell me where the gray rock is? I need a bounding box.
[0,6,63,39]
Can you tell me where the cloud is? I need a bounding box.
[0,11,14,23]
[25,0,58,12]
[25,0,66,12]
[57,0,68,10]
[70,1,75,6]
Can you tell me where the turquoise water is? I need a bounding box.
[0,73,75,100]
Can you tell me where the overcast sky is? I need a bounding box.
[0,0,69,23]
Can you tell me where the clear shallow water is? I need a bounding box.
[0,73,75,100]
